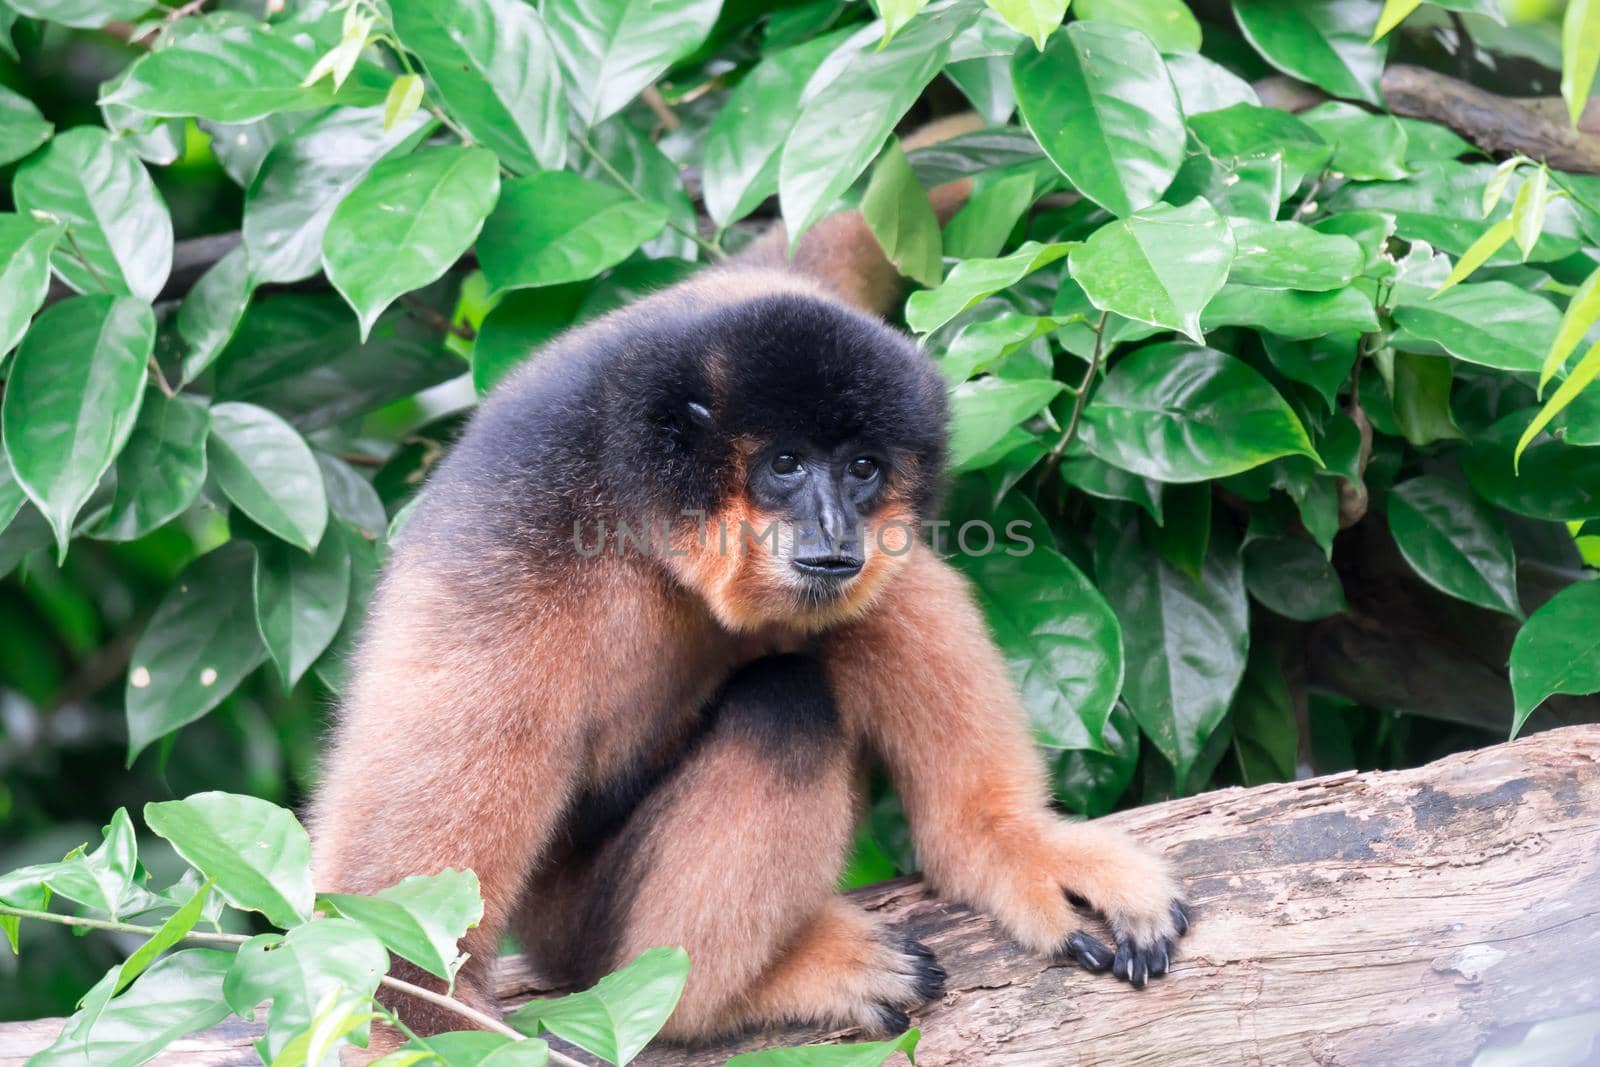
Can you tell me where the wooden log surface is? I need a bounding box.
[3,725,1598,1066]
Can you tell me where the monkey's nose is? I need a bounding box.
[792,555,864,580]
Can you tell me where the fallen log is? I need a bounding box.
[3,726,1597,1066]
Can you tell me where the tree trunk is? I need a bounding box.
[3,726,1597,1066]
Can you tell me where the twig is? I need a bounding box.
[573,132,726,262]
[401,294,475,341]
[1043,311,1111,474]
[337,451,386,469]
[148,358,176,399]
[1446,10,1476,81]
[1292,170,1330,222]
[641,86,681,133]
[164,0,207,20]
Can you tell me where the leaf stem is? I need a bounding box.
[1043,310,1111,473]
[0,904,251,943]
[1292,170,1331,223]
[62,228,113,294]
[572,132,725,262]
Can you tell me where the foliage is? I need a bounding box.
[2,0,1600,1061]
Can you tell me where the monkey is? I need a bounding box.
[307,122,1190,1052]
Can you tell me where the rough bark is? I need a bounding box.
[3,726,1597,1066]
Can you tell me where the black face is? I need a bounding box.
[747,438,888,582]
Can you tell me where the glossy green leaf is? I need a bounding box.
[1230,644,1297,786]
[317,454,388,542]
[208,401,328,552]
[6,0,148,29]
[1097,515,1248,784]
[1392,281,1559,372]
[1539,266,1600,394]
[544,0,721,127]
[146,791,315,929]
[224,920,389,1059]
[508,947,690,1066]
[1053,703,1140,816]
[242,105,433,284]
[0,213,63,357]
[36,809,154,918]
[472,285,586,394]
[1076,0,1201,52]
[176,244,253,385]
[0,444,23,534]
[254,525,351,690]
[112,881,213,995]
[779,4,978,241]
[984,0,1066,49]
[125,544,267,760]
[94,393,209,542]
[202,111,314,189]
[1298,100,1409,181]
[1059,442,1164,521]
[1202,283,1378,338]
[727,1030,920,1067]
[882,0,930,41]
[1162,51,1259,115]
[0,84,50,166]
[1069,198,1235,343]
[100,22,381,123]
[1185,102,1330,195]
[1243,535,1347,620]
[324,146,499,340]
[943,170,1035,259]
[861,138,941,288]
[1561,0,1600,128]
[2,295,152,555]
[954,530,1124,751]
[936,314,1066,386]
[1232,0,1387,106]
[322,869,484,981]
[1466,414,1600,522]
[701,32,846,227]
[1509,579,1600,738]
[948,377,1064,471]
[1391,351,1464,447]
[1519,341,1600,468]
[478,171,669,293]
[905,240,1071,334]
[13,128,172,302]
[1013,21,1184,217]
[389,0,566,172]
[1387,475,1520,616]
[1225,217,1363,292]
[29,949,234,1067]
[1430,216,1514,295]
[1080,343,1317,482]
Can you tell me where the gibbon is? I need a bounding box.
[308,122,1189,1049]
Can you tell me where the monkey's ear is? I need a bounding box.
[686,400,713,428]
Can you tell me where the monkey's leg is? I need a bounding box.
[825,545,1190,988]
[571,653,942,1040]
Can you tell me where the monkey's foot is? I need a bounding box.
[1061,899,1191,988]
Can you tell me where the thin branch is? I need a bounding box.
[401,294,475,341]
[62,229,113,294]
[0,905,252,944]
[148,358,176,399]
[336,451,386,469]
[1043,310,1111,474]
[573,132,726,262]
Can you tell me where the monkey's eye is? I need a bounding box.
[771,453,801,475]
[848,457,879,480]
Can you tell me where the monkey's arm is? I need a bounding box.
[824,544,1187,986]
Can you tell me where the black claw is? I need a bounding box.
[1150,939,1172,977]
[1112,940,1133,983]
[1063,931,1113,971]
[901,939,936,961]
[1171,900,1191,936]
[873,1005,912,1034]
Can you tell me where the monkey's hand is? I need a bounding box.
[1044,820,1189,988]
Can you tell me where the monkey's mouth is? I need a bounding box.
[791,555,864,580]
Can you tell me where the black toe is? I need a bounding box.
[873,1004,911,1034]
[1063,931,1113,971]
[901,939,936,961]
[1149,939,1171,977]
[1171,900,1191,936]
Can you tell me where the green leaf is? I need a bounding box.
[1076,0,1202,52]
[125,543,268,762]
[701,32,846,227]
[472,285,588,394]
[1430,216,1514,295]
[0,213,63,358]
[0,445,23,535]
[544,0,721,127]
[1539,265,1600,394]
[1391,351,1464,447]
[1229,644,1297,786]
[93,392,210,542]
[384,73,425,132]
[323,146,499,340]
[1059,443,1164,521]
[478,171,669,293]
[943,170,1035,260]
[39,809,154,918]
[779,4,978,241]
[1225,217,1363,292]
[312,522,382,694]
[1097,514,1248,785]
[1243,536,1347,620]
[1466,414,1600,522]
[1,294,153,555]
[317,454,388,541]
[861,138,942,288]
[0,84,51,166]
[1053,703,1140,816]
[254,525,351,689]
[1387,475,1520,616]
[1012,21,1185,217]
[1162,51,1260,115]
[1080,342,1317,482]
[13,127,173,302]
[1519,340,1600,468]
[389,0,567,172]
[953,526,1124,751]
[202,111,314,189]
[1392,281,1560,373]
[1068,198,1235,343]
[1561,0,1600,128]
[6,0,149,30]
[322,869,484,981]
[905,240,1072,334]
[224,920,389,1060]
[1232,0,1387,106]
[727,1029,920,1066]
[1395,116,1472,165]
[208,401,329,552]
[948,377,1064,471]
[100,22,381,123]
[1185,102,1331,195]
[242,104,433,285]
[983,0,1066,49]
[1510,164,1550,260]
[176,244,253,385]
[271,996,382,1067]
[29,949,234,1067]
[1370,0,1420,40]
[935,313,1067,386]
[1297,100,1409,181]
[508,947,690,1066]
[1201,283,1378,338]
[1509,579,1600,738]
[112,881,212,994]
[881,0,930,42]
[146,791,315,929]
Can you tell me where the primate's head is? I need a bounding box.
[609,290,948,632]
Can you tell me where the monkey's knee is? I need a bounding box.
[711,652,844,764]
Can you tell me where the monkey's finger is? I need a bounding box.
[1062,931,1114,972]
[1172,899,1192,936]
